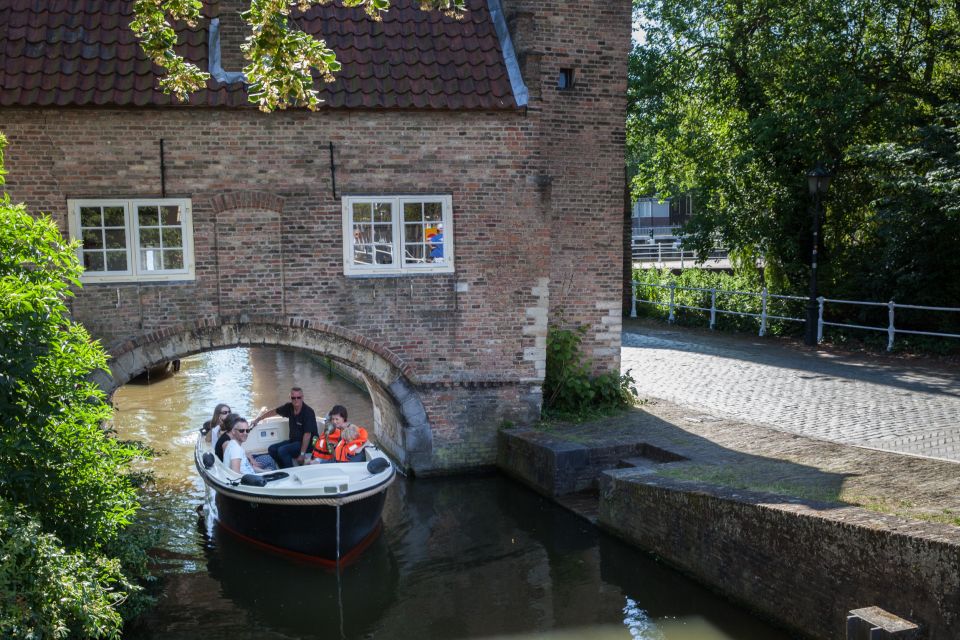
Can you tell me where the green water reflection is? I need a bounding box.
[115,348,791,640]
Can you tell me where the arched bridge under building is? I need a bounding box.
[92,316,432,474]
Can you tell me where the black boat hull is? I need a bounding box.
[214,489,388,561]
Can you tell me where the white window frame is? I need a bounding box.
[67,198,195,283]
[341,194,454,276]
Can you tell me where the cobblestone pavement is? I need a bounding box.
[620,319,960,462]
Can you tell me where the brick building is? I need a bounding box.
[0,0,630,474]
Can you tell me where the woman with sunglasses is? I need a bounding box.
[222,416,268,474]
[202,403,232,443]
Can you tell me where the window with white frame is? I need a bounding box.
[342,195,453,275]
[67,198,195,282]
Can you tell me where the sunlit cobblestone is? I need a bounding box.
[621,321,960,462]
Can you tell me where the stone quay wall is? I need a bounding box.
[599,471,960,640]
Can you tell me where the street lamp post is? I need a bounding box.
[804,164,832,346]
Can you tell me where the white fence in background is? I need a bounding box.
[632,282,960,350]
[634,225,683,238]
[632,243,729,267]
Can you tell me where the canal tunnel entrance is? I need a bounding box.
[96,320,430,473]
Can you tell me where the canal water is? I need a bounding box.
[114,348,791,640]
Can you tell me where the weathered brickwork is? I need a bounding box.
[1,0,631,472]
[600,472,960,640]
[504,0,631,371]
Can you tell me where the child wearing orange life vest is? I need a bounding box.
[334,424,368,462]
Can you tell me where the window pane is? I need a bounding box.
[160,205,181,225]
[352,226,373,265]
[353,202,372,222]
[405,224,424,243]
[164,250,183,270]
[373,202,392,223]
[103,206,125,226]
[138,206,159,226]
[405,244,426,264]
[105,228,127,249]
[106,251,128,271]
[424,202,443,222]
[80,207,102,227]
[82,229,103,250]
[373,224,394,264]
[161,227,183,248]
[373,225,393,244]
[140,228,161,249]
[429,227,445,261]
[141,249,160,271]
[83,251,105,271]
[403,202,423,222]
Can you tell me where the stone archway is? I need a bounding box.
[93,315,431,473]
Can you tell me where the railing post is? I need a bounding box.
[759,287,768,337]
[658,243,662,264]
[668,283,676,323]
[817,297,824,343]
[709,288,717,330]
[631,279,637,318]
[888,301,896,351]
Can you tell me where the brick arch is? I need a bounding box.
[94,315,431,472]
[209,190,285,214]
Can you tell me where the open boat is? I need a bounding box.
[195,416,396,563]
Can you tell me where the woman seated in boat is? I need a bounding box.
[214,413,238,461]
[223,416,272,474]
[202,402,231,443]
[307,404,348,463]
[334,424,369,462]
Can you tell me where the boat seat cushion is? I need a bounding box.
[252,453,277,470]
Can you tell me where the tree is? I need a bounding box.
[0,133,152,637]
[133,0,467,111]
[629,0,960,304]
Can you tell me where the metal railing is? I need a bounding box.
[632,244,729,267]
[632,281,960,350]
[633,225,682,238]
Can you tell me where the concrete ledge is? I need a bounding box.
[497,429,685,497]
[599,469,960,640]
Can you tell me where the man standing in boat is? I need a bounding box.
[252,387,319,468]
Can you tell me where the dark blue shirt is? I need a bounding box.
[276,402,319,443]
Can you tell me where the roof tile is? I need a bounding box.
[0,0,517,109]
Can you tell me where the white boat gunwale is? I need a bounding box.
[195,416,396,503]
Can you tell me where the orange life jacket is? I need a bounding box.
[334,426,368,462]
[311,427,342,460]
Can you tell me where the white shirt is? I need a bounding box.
[223,439,256,474]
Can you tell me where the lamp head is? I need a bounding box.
[808,164,832,197]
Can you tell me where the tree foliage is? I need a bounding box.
[132,0,468,111]
[629,0,960,306]
[0,133,152,637]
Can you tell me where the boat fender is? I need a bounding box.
[240,474,267,487]
[366,458,390,475]
[260,471,290,483]
[202,453,215,469]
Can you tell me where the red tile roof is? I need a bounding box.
[0,0,519,109]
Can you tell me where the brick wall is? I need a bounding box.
[504,0,632,371]
[0,0,631,471]
[600,472,960,640]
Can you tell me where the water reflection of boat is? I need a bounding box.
[194,416,395,563]
[206,523,399,638]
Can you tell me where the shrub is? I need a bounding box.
[0,500,130,640]
[0,133,153,636]
[543,322,637,419]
